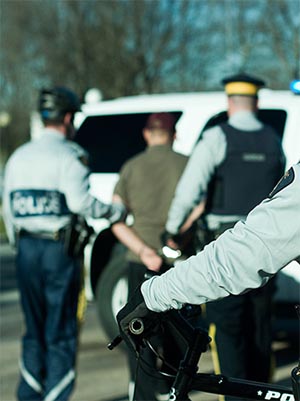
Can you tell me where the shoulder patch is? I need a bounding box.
[269,167,295,198]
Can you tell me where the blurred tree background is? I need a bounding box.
[0,0,299,165]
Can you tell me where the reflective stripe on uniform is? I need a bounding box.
[19,359,43,394]
[44,369,75,401]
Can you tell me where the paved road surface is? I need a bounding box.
[1,296,219,401]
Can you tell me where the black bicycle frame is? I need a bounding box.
[109,307,299,401]
[160,310,296,401]
[190,374,294,400]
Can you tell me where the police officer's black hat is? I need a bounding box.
[39,87,81,121]
[221,73,265,97]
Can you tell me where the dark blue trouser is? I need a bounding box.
[16,236,80,401]
[206,279,275,401]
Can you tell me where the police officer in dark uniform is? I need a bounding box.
[117,161,300,361]
[2,87,126,401]
[164,74,286,399]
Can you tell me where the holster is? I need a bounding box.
[194,217,214,252]
[195,218,238,251]
[64,215,94,258]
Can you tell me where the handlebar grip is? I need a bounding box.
[107,317,145,350]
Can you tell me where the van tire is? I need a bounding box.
[95,243,129,341]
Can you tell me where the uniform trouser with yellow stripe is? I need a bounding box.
[16,236,81,401]
[206,279,275,401]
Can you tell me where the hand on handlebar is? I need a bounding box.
[116,286,160,353]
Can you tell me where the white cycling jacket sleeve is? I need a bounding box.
[142,163,300,312]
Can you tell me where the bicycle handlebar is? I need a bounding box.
[108,307,298,401]
[107,317,146,350]
[128,318,144,335]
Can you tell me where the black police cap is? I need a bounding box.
[221,73,265,96]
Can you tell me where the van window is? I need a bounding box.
[199,109,287,141]
[75,112,182,173]
[257,109,287,139]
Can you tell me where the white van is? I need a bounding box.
[72,89,300,340]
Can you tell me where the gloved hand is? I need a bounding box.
[116,286,160,353]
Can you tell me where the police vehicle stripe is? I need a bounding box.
[44,369,75,401]
[19,360,43,394]
[10,189,70,217]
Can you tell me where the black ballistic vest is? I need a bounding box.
[205,123,284,216]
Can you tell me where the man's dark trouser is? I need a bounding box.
[16,236,80,401]
[206,280,276,401]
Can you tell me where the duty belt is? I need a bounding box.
[18,228,66,241]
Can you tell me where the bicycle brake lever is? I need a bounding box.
[107,335,122,350]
